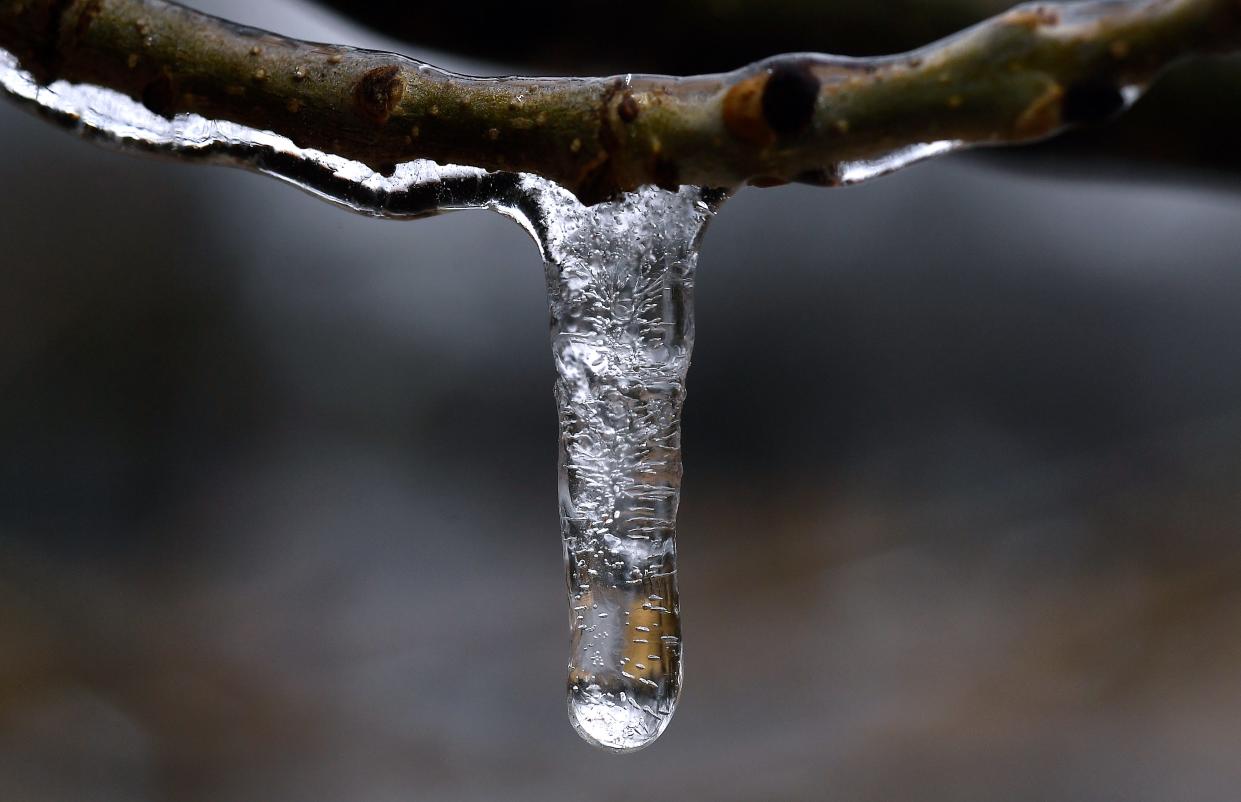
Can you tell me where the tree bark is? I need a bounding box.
[1,0,1239,204]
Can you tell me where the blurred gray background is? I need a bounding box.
[3,1,1241,800]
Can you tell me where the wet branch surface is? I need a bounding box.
[1,0,1240,203]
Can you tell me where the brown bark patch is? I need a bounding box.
[1007,6,1060,29]
[723,72,775,147]
[353,64,404,125]
[618,93,639,123]
[1014,81,1064,138]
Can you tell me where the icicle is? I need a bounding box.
[510,180,724,751]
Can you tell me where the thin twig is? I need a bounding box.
[1,0,1239,203]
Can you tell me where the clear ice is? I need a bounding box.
[0,48,724,752]
[533,183,720,752]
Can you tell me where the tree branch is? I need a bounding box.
[1,0,1239,204]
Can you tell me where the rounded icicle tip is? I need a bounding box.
[568,688,677,753]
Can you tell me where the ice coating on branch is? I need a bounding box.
[0,50,514,218]
[839,140,963,185]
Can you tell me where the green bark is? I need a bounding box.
[1,0,1239,203]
